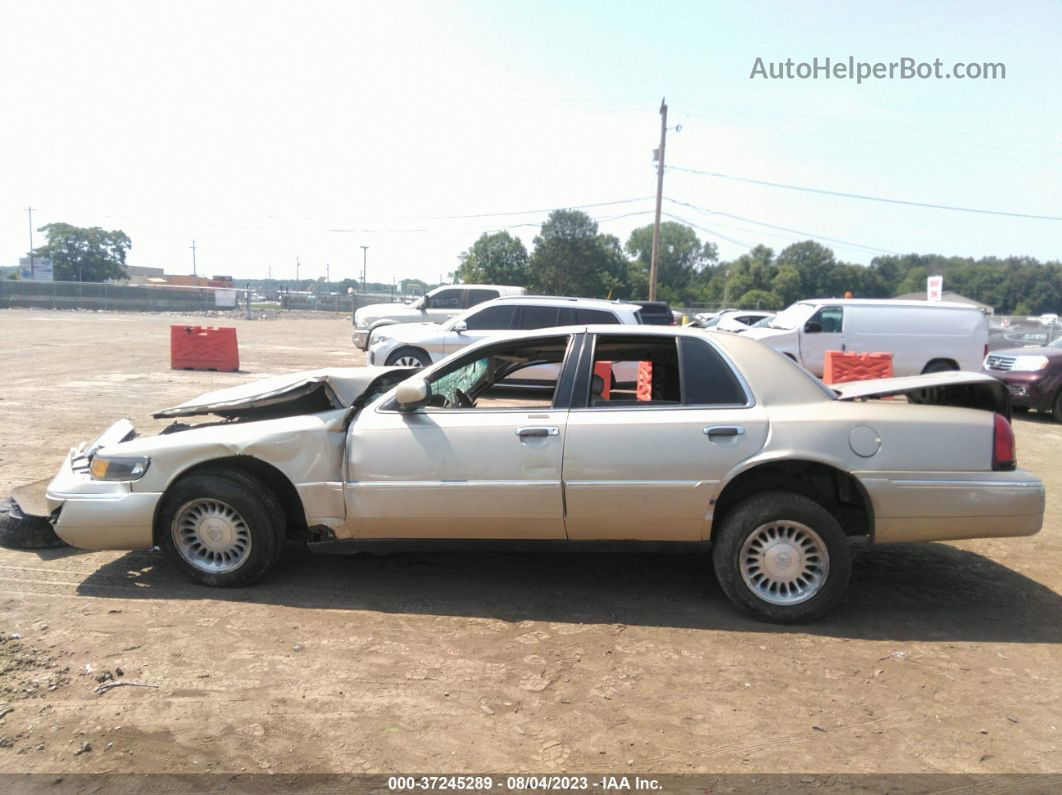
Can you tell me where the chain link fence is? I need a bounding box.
[0,280,400,317]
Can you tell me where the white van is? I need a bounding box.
[742,299,989,377]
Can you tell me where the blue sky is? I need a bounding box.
[1,0,1059,282]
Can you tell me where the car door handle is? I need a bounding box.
[704,425,745,438]
[516,426,559,438]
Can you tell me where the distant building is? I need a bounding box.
[894,290,994,314]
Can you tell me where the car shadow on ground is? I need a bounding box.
[70,540,1062,644]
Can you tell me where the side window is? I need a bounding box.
[464,289,498,308]
[679,338,747,405]
[463,304,517,331]
[418,335,571,411]
[574,308,621,324]
[808,306,844,333]
[585,335,681,407]
[428,289,464,310]
[516,305,560,330]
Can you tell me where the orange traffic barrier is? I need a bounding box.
[592,360,612,400]
[171,325,239,372]
[636,361,653,401]
[823,351,892,385]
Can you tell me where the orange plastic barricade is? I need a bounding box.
[822,351,893,385]
[592,360,612,400]
[636,361,653,401]
[170,325,240,372]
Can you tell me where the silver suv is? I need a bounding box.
[367,295,643,368]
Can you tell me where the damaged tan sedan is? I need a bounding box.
[34,326,1044,622]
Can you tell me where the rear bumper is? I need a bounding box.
[856,469,1044,544]
[45,448,158,550]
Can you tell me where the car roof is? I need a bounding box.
[795,298,983,311]
[431,284,525,293]
[491,295,641,311]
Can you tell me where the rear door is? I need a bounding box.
[425,288,467,322]
[562,333,768,541]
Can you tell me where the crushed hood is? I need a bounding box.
[835,370,1010,417]
[154,366,416,419]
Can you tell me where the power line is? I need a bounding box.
[664,198,898,255]
[661,211,755,250]
[368,196,655,222]
[668,165,1062,222]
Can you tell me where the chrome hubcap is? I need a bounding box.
[172,498,252,573]
[393,355,424,367]
[739,520,829,605]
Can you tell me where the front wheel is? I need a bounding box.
[385,347,432,368]
[712,492,851,623]
[157,472,285,587]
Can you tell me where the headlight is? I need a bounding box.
[355,317,370,330]
[1009,355,1049,372]
[90,456,151,481]
[370,333,391,346]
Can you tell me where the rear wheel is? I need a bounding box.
[1052,390,1062,423]
[385,347,431,368]
[157,472,285,587]
[922,360,957,374]
[712,492,851,623]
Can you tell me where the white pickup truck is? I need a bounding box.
[352,284,526,350]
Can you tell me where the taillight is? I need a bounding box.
[992,413,1016,471]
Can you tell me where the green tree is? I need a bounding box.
[455,231,529,285]
[736,288,782,310]
[528,210,628,298]
[624,222,718,298]
[34,223,131,282]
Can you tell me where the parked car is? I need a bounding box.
[25,326,1042,623]
[984,337,1062,420]
[743,299,989,377]
[367,295,642,368]
[631,300,675,326]
[352,284,525,350]
[690,309,775,332]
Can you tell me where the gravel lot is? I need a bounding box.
[0,309,1060,775]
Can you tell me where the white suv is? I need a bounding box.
[367,295,643,368]
[352,284,526,350]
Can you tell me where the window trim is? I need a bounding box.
[572,332,756,412]
[376,332,579,415]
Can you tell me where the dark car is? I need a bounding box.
[983,338,1062,420]
[632,300,675,326]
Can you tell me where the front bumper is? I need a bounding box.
[45,443,159,551]
[982,369,1054,411]
[856,468,1044,544]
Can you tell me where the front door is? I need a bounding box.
[799,305,846,376]
[344,334,573,539]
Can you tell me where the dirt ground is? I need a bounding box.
[0,308,1059,777]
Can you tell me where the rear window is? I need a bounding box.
[575,308,621,324]
[679,338,747,405]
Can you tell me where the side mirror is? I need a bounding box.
[395,378,431,412]
[804,321,823,334]
[451,320,467,334]
[416,297,429,310]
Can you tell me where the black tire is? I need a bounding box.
[712,491,852,624]
[1012,405,1030,414]
[922,360,957,374]
[1053,390,1062,423]
[385,347,432,368]
[156,471,285,587]
[0,498,66,550]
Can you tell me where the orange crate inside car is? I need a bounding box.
[170,325,240,372]
[823,351,893,385]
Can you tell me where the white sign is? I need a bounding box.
[927,275,943,302]
[214,289,237,308]
[18,256,53,281]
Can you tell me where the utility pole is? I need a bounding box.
[26,207,35,278]
[190,240,198,277]
[649,97,668,302]
[325,262,330,283]
[295,257,301,288]
[360,245,369,296]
